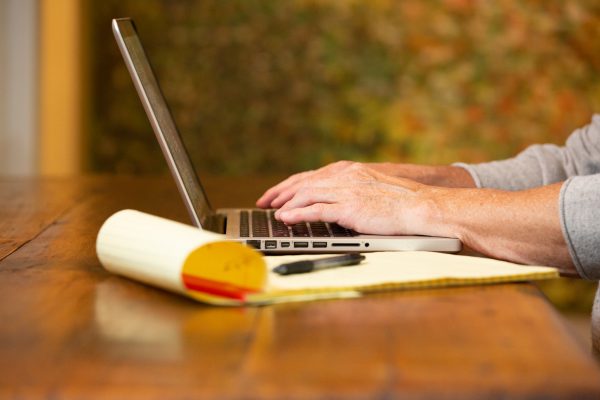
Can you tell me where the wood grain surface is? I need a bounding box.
[0,175,599,399]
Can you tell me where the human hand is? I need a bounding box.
[256,161,362,209]
[272,163,436,236]
[256,160,474,209]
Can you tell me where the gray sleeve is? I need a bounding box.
[560,174,600,280]
[454,114,600,191]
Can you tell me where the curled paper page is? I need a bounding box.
[96,210,267,305]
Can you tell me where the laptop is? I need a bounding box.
[112,17,461,254]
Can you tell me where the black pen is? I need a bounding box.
[273,253,365,276]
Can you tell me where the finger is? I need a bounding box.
[271,172,344,208]
[258,161,356,208]
[269,183,311,209]
[271,173,329,208]
[278,203,340,225]
[261,161,357,208]
[256,171,313,208]
[269,185,302,209]
[256,177,299,208]
[275,187,339,217]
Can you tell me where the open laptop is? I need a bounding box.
[112,17,461,254]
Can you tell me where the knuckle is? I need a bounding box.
[296,186,312,198]
[291,171,311,182]
[331,160,353,170]
[336,206,352,224]
[274,190,290,203]
[348,161,362,170]
[312,203,326,218]
[348,164,368,177]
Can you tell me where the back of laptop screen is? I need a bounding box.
[113,18,213,228]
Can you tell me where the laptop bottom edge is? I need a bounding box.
[217,208,462,254]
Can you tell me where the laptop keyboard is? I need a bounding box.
[239,210,354,238]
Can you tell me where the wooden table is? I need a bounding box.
[1,175,599,399]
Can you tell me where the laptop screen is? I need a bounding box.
[112,18,213,229]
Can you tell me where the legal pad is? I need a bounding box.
[96,210,558,306]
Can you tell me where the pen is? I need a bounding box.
[273,253,365,276]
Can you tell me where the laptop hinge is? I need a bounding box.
[204,214,226,234]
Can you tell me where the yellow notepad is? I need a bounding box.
[96,210,558,306]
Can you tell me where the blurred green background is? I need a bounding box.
[87,0,600,174]
[85,0,599,318]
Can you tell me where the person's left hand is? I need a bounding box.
[274,163,436,236]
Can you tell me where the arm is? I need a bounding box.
[425,183,575,274]
[258,115,600,278]
[273,164,576,275]
[455,115,600,278]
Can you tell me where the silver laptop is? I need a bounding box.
[112,17,461,254]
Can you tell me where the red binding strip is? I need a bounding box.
[182,273,259,301]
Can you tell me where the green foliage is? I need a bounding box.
[87,0,600,174]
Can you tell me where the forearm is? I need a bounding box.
[270,162,577,275]
[367,163,476,188]
[422,182,576,275]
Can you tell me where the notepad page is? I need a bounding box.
[265,252,558,292]
[97,209,226,293]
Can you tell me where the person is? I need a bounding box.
[256,114,600,352]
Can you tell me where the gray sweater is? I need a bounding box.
[455,115,600,351]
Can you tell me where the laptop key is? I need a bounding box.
[291,223,310,237]
[239,211,249,237]
[269,211,290,237]
[330,224,354,237]
[252,210,269,237]
[310,222,330,237]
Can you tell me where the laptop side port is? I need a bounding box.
[331,243,360,247]
[312,242,327,248]
[246,240,261,249]
[265,240,277,249]
[280,242,291,248]
[293,242,309,248]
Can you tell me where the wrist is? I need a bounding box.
[368,163,476,188]
[416,186,468,241]
[425,165,477,188]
